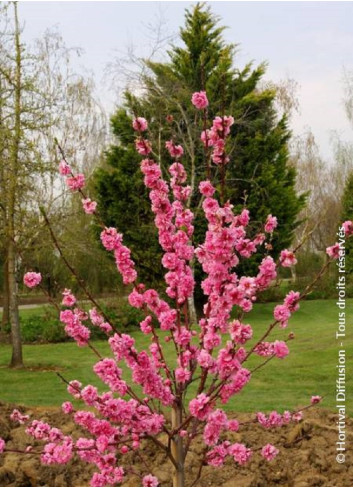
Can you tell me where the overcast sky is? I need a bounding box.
[18,1,353,160]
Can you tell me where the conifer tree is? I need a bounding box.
[94,2,305,292]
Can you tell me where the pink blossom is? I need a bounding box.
[94,358,127,395]
[273,304,291,326]
[99,321,112,334]
[128,289,145,308]
[212,115,234,133]
[58,160,71,175]
[67,380,82,399]
[292,411,303,422]
[23,271,42,288]
[165,140,184,158]
[228,443,252,465]
[228,419,239,432]
[136,139,152,155]
[142,474,159,487]
[311,395,322,404]
[191,91,209,109]
[175,367,191,383]
[26,420,52,440]
[0,438,5,453]
[60,309,90,347]
[41,438,73,465]
[140,316,153,334]
[197,349,215,369]
[62,289,76,307]
[133,117,148,132]
[100,227,122,251]
[229,320,253,344]
[10,409,29,424]
[82,198,97,214]
[61,402,73,414]
[273,340,289,359]
[261,443,279,461]
[88,308,103,326]
[280,249,297,267]
[189,394,211,420]
[265,214,278,233]
[326,243,341,259]
[81,385,99,406]
[284,290,300,312]
[342,220,353,236]
[174,327,192,347]
[206,442,229,467]
[66,173,85,191]
[199,180,215,197]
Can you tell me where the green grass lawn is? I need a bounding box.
[0,299,352,414]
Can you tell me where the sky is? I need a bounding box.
[17,1,353,160]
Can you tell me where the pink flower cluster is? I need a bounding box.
[139,155,195,305]
[264,214,278,233]
[261,443,279,461]
[23,271,42,288]
[59,160,71,176]
[191,90,209,109]
[135,139,152,155]
[89,308,112,334]
[326,243,341,259]
[10,409,30,424]
[142,474,159,487]
[342,220,353,236]
[60,308,91,347]
[62,288,76,307]
[280,249,297,267]
[66,173,85,191]
[206,441,252,467]
[200,114,234,164]
[273,290,300,328]
[257,408,303,427]
[133,117,148,132]
[100,227,137,284]
[82,198,97,214]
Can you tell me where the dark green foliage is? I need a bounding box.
[3,311,67,344]
[3,300,145,344]
[93,2,305,294]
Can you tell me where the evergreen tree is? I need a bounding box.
[341,172,353,276]
[94,3,305,292]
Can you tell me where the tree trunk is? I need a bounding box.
[171,403,185,487]
[187,293,197,326]
[1,258,10,329]
[8,2,23,368]
[8,239,22,368]
[187,258,198,326]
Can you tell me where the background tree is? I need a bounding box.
[94,2,305,308]
[0,2,108,366]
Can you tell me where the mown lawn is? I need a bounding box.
[0,299,352,414]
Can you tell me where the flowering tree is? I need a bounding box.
[1,90,352,487]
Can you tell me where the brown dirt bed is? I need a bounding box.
[0,402,352,487]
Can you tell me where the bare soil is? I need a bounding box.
[0,402,352,487]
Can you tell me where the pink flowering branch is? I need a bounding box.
[8,91,352,488]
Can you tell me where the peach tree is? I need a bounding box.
[2,90,352,487]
